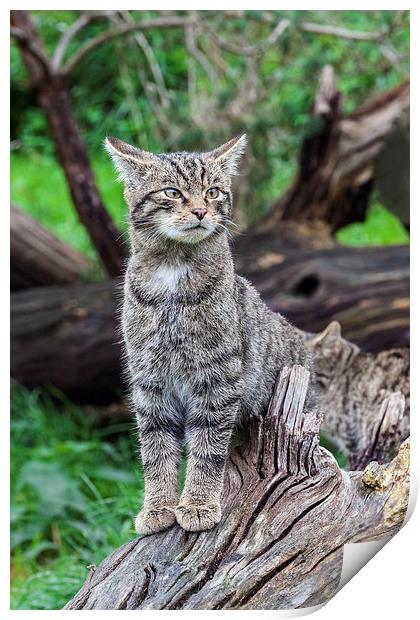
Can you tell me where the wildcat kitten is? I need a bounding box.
[309,321,409,464]
[106,134,315,535]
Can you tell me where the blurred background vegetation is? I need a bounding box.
[10,9,409,609]
[11,10,409,259]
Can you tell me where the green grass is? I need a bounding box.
[319,431,347,470]
[337,199,409,247]
[10,152,127,269]
[10,386,142,610]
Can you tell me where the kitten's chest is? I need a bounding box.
[151,264,190,295]
[125,264,238,372]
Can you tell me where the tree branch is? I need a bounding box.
[185,16,219,85]
[379,44,409,78]
[300,21,383,41]
[52,13,96,72]
[208,17,290,56]
[207,17,383,58]
[117,10,170,110]
[62,15,196,75]
[10,25,51,77]
[313,64,341,117]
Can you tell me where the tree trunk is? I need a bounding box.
[260,66,409,232]
[10,244,408,399]
[65,365,409,610]
[11,205,90,289]
[10,10,125,277]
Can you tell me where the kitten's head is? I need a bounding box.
[105,134,246,246]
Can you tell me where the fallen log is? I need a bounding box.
[260,66,409,232]
[11,279,123,402]
[11,205,90,289]
[235,241,409,352]
[65,365,409,610]
[10,244,408,399]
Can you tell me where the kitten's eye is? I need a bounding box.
[163,188,182,199]
[206,187,220,200]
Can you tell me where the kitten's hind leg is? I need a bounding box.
[133,385,183,535]
[176,399,239,532]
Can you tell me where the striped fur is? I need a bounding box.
[106,134,315,534]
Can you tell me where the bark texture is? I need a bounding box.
[10,243,408,399]
[374,106,409,227]
[234,241,409,352]
[11,280,123,402]
[65,365,409,610]
[11,205,90,289]
[261,66,409,232]
[10,10,125,277]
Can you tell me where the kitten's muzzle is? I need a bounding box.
[191,207,207,221]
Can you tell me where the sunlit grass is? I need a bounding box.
[336,200,409,247]
[10,152,127,268]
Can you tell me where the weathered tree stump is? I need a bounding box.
[11,205,90,289]
[65,365,409,610]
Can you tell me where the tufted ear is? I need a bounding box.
[309,320,360,363]
[311,321,342,349]
[204,133,247,175]
[104,136,160,183]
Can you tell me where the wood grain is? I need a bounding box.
[65,365,409,610]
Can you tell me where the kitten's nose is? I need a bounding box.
[191,207,207,221]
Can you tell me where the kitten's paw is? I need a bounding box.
[135,506,176,535]
[175,502,221,532]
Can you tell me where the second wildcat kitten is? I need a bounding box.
[106,134,315,534]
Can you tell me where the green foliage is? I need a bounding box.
[337,199,410,246]
[10,151,127,269]
[11,10,409,229]
[10,386,141,609]
[319,431,348,469]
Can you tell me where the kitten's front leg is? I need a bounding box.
[176,399,239,532]
[133,385,183,535]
